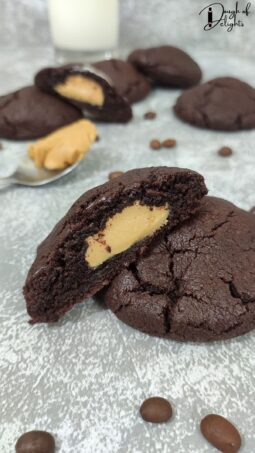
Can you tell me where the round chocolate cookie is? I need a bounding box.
[128,45,202,88]
[104,197,255,342]
[0,85,82,140]
[174,77,255,131]
[93,59,151,103]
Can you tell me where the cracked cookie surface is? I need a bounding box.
[174,77,255,131]
[0,85,82,140]
[104,197,255,341]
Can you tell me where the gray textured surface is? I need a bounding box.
[1,46,255,452]
[1,0,255,55]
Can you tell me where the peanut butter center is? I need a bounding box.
[54,75,105,106]
[28,119,97,170]
[85,202,170,268]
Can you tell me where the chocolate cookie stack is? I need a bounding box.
[23,166,255,342]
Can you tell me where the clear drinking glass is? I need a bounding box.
[48,0,119,63]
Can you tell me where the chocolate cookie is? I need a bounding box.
[104,197,255,342]
[128,45,202,88]
[35,65,132,123]
[0,86,82,140]
[24,167,207,323]
[174,77,255,131]
[93,59,151,103]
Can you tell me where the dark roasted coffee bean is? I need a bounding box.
[108,171,124,180]
[140,396,173,423]
[144,111,156,120]
[15,430,55,453]
[200,414,241,453]
[150,139,161,150]
[218,146,233,157]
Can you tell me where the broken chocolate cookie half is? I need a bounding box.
[35,65,132,123]
[24,167,207,323]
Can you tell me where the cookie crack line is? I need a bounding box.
[220,277,255,306]
[129,207,243,336]
[211,211,235,233]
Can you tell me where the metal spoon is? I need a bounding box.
[0,155,80,189]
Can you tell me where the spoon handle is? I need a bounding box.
[0,177,15,190]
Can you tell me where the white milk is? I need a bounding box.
[48,0,119,52]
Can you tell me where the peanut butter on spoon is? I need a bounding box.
[28,119,97,170]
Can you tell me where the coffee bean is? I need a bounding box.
[218,146,233,157]
[140,397,173,423]
[200,414,241,453]
[15,430,55,453]
[144,111,156,120]
[108,171,124,180]
[162,138,176,148]
[95,135,100,142]
[150,139,161,150]
[250,206,255,214]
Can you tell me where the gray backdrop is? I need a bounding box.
[1,1,255,453]
[0,0,254,55]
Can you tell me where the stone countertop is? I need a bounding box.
[1,47,255,453]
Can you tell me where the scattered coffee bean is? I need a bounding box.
[95,135,100,142]
[108,171,124,180]
[15,430,55,453]
[250,206,255,214]
[144,111,156,120]
[140,397,173,423]
[150,139,161,150]
[162,138,176,148]
[200,414,241,453]
[218,146,233,157]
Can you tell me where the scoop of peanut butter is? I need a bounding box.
[28,119,97,170]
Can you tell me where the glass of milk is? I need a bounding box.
[48,0,119,63]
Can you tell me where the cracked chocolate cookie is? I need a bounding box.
[93,59,151,103]
[0,86,82,140]
[174,77,255,131]
[104,197,255,341]
[35,65,132,123]
[128,45,202,88]
[24,166,207,323]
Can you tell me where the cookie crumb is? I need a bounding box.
[218,146,233,157]
[144,111,156,120]
[150,139,161,150]
[162,138,176,148]
[106,245,111,253]
[108,171,124,180]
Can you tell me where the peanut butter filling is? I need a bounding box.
[85,202,170,268]
[54,75,105,106]
[28,119,97,170]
